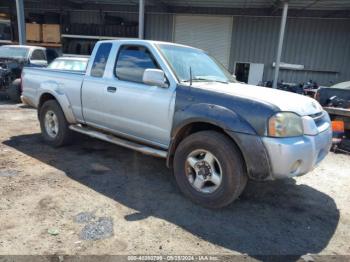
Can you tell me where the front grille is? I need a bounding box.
[309,111,329,132]
[309,111,324,121]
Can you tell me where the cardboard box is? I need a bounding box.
[26,23,41,42]
[42,24,60,43]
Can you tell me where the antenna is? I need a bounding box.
[189,66,193,86]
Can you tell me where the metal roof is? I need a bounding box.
[162,0,350,10]
[66,0,350,10]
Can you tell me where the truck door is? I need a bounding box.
[81,42,114,128]
[82,43,175,148]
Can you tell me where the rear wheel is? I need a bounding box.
[39,100,73,147]
[173,131,247,208]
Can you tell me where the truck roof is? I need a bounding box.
[97,39,201,51]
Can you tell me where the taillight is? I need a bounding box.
[315,90,320,101]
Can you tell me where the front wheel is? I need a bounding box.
[39,100,73,147]
[173,131,247,208]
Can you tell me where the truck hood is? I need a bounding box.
[0,57,24,71]
[194,82,323,116]
[0,57,24,64]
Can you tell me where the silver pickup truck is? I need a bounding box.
[21,39,332,208]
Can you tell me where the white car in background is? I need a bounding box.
[47,56,89,72]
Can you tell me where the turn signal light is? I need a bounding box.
[332,121,345,133]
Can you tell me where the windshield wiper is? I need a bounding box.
[182,77,228,84]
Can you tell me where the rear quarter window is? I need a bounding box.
[91,43,112,77]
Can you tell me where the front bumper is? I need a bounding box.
[262,127,332,179]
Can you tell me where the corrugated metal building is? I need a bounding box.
[0,0,349,85]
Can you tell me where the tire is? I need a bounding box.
[173,131,247,208]
[39,100,73,147]
[7,79,22,103]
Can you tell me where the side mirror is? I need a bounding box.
[143,69,167,87]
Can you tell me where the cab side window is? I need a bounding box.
[115,45,159,83]
[31,49,46,61]
[91,43,112,78]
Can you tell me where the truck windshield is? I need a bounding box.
[157,44,236,84]
[0,47,28,59]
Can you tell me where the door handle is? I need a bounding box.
[107,86,117,93]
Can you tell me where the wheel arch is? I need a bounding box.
[166,120,248,174]
[37,91,76,124]
[168,103,257,165]
[167,101,273,180]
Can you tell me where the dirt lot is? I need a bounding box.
[0,100,349,259]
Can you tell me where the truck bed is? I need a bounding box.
[22,67,84,109]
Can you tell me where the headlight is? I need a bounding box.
[268,112,303,137]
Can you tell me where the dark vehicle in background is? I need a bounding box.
[316,81,350,140]
[258,80,319,97]
[0,45,58,102]
[316,81,350,108]
[47,56,89,72]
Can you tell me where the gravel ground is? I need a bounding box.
[0,101,349,259]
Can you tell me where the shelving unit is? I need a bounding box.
[1,40,62,48]
[61,34,127,40]
[0,39,12,44]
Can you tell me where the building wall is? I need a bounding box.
[230,16,350,85]
[68,11,139,26]
[145,13,350,85]
[145,13,173,42]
